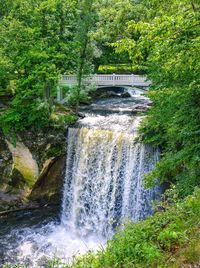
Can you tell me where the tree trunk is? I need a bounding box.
[191,1,197,12]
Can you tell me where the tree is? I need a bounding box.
[0,0,79,133]
[112,0,200,197]
[93,0,147,69]
[73,0,97,110]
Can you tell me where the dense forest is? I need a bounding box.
[0,0,200,267]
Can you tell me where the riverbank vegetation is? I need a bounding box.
[97,0,200,198]
[135,0,200,199]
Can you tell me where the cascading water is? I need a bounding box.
[61,124,159,239]
[0,88,161,267]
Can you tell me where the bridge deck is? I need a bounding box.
[60,74,151,87]
[57,74,151,102]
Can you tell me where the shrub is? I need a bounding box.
[0,95,50,136]
[62,84,96,107]
[97,64,145,74]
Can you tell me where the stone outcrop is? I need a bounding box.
[131,104,150,115]
[30,155,66,203]
[0,130,12,190]
[0,127,67,211]
[6,140,39,187]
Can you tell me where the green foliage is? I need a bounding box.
[109,0,200,197]
[98,64,144,74]
[0,95,50,135]
[47,256,70,268]
[0,51,14,96]
[51,112,77,127]
[63,84,95,107]
[93,0,139,69]
[49,103,78,128]
[0,0,88,132]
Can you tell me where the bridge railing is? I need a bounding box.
[57,74,150,102]
[60,74,151,87]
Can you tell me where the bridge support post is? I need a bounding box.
[57,86,62,103]
[131,74,134,87]
[113,73,116,86]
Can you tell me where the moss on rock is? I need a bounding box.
[6,140,39,187]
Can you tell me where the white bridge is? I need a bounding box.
[60,74,151,87]
[57,74,151,102]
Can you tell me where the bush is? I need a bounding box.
[62,84,96,107]
[97,64,146,74]
[0,94,50,136]
[140,83,200,198]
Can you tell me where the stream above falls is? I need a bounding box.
[0,87,161,267]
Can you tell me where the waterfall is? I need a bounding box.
[61,122,160,239]
[1,94,161,266]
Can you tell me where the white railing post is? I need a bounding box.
[113,73,115,86]
[57,86,62,103]
[94,73,97,85]
[131,74,134,87]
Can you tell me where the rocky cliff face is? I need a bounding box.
[0,127,67,212]
[6,140,39,187]
[0,130,12,191]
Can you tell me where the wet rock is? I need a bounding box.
[0,126,67,209]
[9,168,25,188]
[121,92,131,98]
[30,155,66,204]
[77,112,86,119]
[91,87,125,99]
[100,91,121,98]
[131,104,149,115]
[0,188,28,212]
[0,130,12,185]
